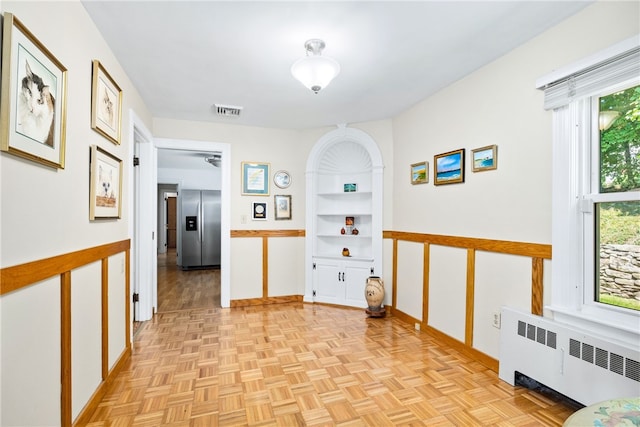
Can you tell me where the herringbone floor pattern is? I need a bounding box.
[88,301,578,426]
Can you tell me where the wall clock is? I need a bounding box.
[274,170,291,188]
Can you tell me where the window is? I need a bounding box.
[537,37,640,338]
[592,85,639,312]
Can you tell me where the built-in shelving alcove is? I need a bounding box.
[304,125,383,308]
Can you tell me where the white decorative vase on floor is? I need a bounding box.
[365,276,385,313]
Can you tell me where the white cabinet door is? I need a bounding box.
[313,258,370,308]
[343,262,370,308]
[314,259,341,305]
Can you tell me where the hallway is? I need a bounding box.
[88,276,578,426]
[157,249,221,312]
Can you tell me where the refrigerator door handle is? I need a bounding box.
[197,200,202,243]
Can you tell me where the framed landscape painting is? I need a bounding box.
[472,145,498,172]
[434,149,465,185]
[411,161,428,185]
[0,13,67,168]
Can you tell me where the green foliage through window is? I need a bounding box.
[599,85,640,193]
[596,85,640,312]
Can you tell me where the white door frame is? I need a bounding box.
[130,116,232,318]
[129,111,157,321]
[154,138,231,308]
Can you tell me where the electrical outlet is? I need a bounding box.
[492,312,501,329]
[241,214,247,224]
[414,322,421,331]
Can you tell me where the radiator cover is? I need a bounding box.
[499,307,640,405]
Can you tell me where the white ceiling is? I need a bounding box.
[82,1,592,132]
[156,149,222,170]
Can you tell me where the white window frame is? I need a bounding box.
[537,36,640,344]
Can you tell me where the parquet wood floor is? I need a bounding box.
[156,250,221,312]
[88,300,579,425]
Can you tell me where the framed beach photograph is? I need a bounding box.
[89,145,122,220]
[343,183,357,192]
[242,161,270,196]
[0,13,67,168]
[434,149,465,185]
[91,60,122,145]
[472,144,498,172]
[274,195,292,220]
[411,161,429,185]
[252,202,267,220]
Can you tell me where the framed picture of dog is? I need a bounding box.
[91,60,122,145]
[0,13,68,168]
[89,145,122,219]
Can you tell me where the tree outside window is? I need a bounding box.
[596,84,640,311]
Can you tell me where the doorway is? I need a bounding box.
[154,138,231,310]
[167,196,177,249]
[131,125,232,326]
[156,183,221,312]
[157,186,178,255]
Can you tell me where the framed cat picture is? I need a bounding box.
[89,145,123,220]
[91,60,122,145]
[0,13,68,168]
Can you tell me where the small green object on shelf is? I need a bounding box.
[344,183,357,192]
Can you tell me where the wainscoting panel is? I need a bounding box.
[230,237,263,300]
[71,263,103,421]
[267,237,305,297]
[473,252,532,359]
[108,253,127,370]
[429,245,467,343]
[0,277,61,426]
[0,239,131,427]
[395,240,424,321]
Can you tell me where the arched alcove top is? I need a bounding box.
[306,125,383,174]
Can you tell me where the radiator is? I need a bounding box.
[499,307,640,406]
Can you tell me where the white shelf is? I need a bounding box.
[314,254,374,263]
[316,212,371,217]
[317,191,373,197]
[317,234,371,238]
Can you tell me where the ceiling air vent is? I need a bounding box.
[214,104,242,118]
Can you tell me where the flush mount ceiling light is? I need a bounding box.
[204,154,222,167]
[291,39,340,94]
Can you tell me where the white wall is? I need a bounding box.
[0,1,152,424]
[0,1,151,267]
[158,166,221,190]
[3,6,635,422]
[153,118,395,300]
[390,1,639,357]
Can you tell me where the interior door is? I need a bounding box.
[167,196,177,249]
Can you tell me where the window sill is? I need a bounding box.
[548,304,640,347]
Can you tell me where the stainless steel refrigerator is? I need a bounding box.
[178,190,221,269]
